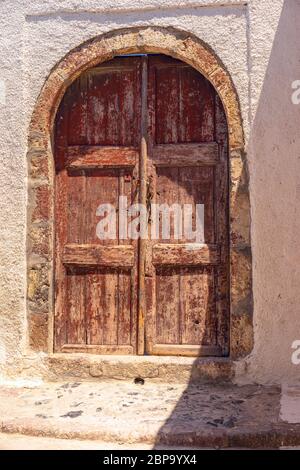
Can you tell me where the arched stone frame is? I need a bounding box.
[27,26,253,360]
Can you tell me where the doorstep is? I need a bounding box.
[1,382,300,449]
[41,354,235,384]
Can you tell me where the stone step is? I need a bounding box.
[1,381,300,449]
[12,354,235,384]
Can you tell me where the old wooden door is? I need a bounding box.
[54,55,229,356]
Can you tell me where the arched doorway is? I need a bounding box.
[54,54,229,356]
[27,27,252,363]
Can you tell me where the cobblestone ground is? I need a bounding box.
[0,381,300,448]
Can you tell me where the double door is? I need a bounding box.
[54,55,229,356]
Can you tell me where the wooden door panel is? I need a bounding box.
[155,268,181,344]
[85,66,137,146]
[154,165,215,244]
[178,67,215,142]
[85,269,120,346]
[62,267,134,353]
[154,266,217,350]
[65,168,134,247]
[155,167,180,243]
[146,55,229,356]
[66,59,140,147]
[178,166,215,244]
[85,169,119,245]
[55,57,141,354]
[153,57,215,144]
[180,267,216,345]
[154,66,180,144]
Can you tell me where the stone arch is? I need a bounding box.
[27,26,253,359]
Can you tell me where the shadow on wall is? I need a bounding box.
[154,0,300,446]
[244,0,300,382]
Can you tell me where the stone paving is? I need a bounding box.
[1,381,300,448]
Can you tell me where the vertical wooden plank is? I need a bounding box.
[155,65,179,144]
[85,169,119,246]
[156,167,179,243]
[86,270,103,345]
[117,271,132,345]
[178,166,215,244]
[118,65,136,147]
[67,172,86,244]
[67,74,88,146]
[179,67,215,143]
[180,267,216,345]
[156,268,180,344]
[144,57,157,354]
[102,270,118,345]
[86,71,108,145]
[66,80,88,230]
[118,172,132,346]
[129,58,143,354]
[66,268,86,344]
[86,269,118,345]
[137,56,148,355]
[82,59,142,349]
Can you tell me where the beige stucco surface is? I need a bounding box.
[0,0,299,384]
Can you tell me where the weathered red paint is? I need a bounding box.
[54,55,229,356]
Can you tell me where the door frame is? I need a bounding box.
[27,26,253,360]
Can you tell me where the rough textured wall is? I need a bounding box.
[0,3,27,367]
[244,0,300,383]
[0,0,299,384]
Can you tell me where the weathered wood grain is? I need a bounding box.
[137,56,148,355]
[151,344,222,357]
[61,344,134,354]
[67,146,138,169]
[152,143,219,166]
[62,244,134,268]
[152,244,220,266]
